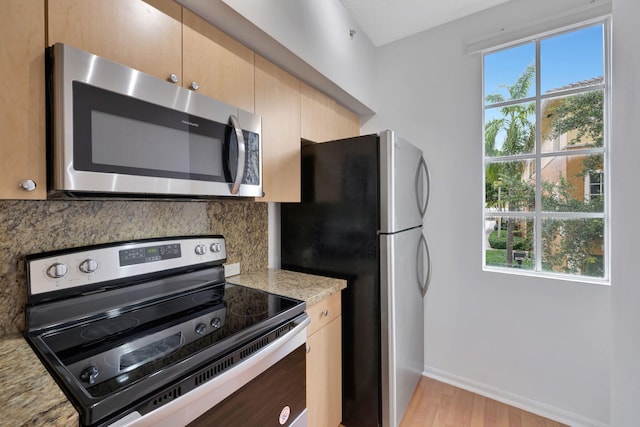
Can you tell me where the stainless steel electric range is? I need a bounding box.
[24,236,309,427]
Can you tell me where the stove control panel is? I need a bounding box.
[27,236,226,296]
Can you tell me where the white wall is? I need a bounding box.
[362,0,612,425]
[177,0,377,115]
[220,0,376,112]
[611,0,640,424]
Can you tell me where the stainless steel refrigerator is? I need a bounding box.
[281,130,431,427]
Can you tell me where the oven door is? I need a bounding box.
[50,43,262,198]
[109,315,309,427]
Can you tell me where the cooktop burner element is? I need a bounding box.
[80,317,141,341]
[24,236,306,427]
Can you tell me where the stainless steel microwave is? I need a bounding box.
[48,43,262,198]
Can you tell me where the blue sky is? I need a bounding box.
[484,24,604,101]
[483,24,604,153]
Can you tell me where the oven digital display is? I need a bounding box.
[119,244,181,266]
[120,332,183,370]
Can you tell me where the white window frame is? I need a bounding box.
[482,17,611,284]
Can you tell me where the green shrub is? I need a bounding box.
[488,230,532,251]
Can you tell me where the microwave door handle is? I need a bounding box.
[229,115,246,195]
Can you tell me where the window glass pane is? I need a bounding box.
[485,216,534,270]
[541,90,604,152]
[541,25,604,93]
[485,160,535,212]
[541,154,604,213]
[484,43,535,105]
[484,102,535,156]
[541,218,605,278]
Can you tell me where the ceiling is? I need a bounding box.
[338,0,514,46]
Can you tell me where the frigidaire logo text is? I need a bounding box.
[182,120,199,127]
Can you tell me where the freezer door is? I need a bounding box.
[380,227,428,427]
[379,131,430,233]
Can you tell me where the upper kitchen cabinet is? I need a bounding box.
[255,56,301,202]
[0,0,46,199]
[301,83,360,143]
[47,0,182,83]
[182,9,255,113]
[333,100,361,141]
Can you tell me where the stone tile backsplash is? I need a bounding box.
[0,199,267,336]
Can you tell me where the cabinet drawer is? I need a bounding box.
[306,292,341,337]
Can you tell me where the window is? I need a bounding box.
[585,171,604,201]
[483,21,609,281]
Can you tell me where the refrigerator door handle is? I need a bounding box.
[415,157,431,219]
[417,233,431,298]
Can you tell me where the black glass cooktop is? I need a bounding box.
[29,275,303,398]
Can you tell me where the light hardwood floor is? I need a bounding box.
[399,377,567,427]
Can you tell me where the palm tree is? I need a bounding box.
[485,64,536,157]
[485,64,536,266]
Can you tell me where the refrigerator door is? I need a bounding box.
[380,226,427,427]
[281,135,382,427]
[380,131,430,233]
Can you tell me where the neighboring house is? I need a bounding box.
[532,76,605,274]
[539,76,604,200]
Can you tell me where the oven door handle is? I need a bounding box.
[110,314,310,427]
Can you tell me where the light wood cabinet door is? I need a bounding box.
[183,9,255,113]
[306,291,341,336]
[307,316,342,427]
[333,101,360,140]
[301,83,334,143]
[47,0,182,83]
[301,83,360,143]
[0,0,46,199]
[255,56,301,202]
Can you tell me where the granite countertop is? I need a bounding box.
[0,269,345,426]
[0,336,78,426]
[226,268,347,306]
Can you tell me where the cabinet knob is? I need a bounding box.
[19,179,36,192]
[306,344,311,353]
[168,73,179,83]
[189,81,199,91]
[322,309,329,317]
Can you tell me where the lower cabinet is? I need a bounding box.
[306,293,342,427]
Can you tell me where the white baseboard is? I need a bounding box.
[422,365,609,427]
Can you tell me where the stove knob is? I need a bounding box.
[46,262,69,279]
[195,244,207,256]
[80,366,100,385]
[79,258,98,274]
[210,317,222,329]
[195,323,207,335]
[210,243,220,253]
